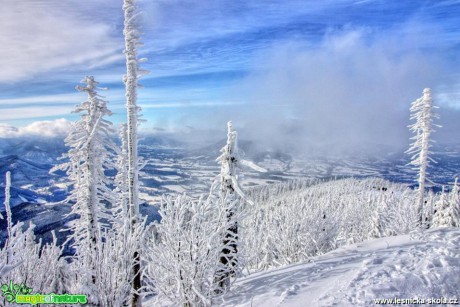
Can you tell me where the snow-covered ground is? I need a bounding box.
[217,228,460,306]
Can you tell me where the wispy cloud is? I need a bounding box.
[0,90,126,121]
[0,0,122,83]
[0,107,73,121]
[0,93,81,106]
[141,100,244,109]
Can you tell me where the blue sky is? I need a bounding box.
[1,0,459,148]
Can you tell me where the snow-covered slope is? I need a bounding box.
[0,154,66,207]
[0,137,65,164]
[219,228,460,306]
[0,155,56,187]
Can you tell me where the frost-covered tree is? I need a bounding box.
[122,0,149,304]
[424,189,435,228]
[1,171,26,276]
[51,76,116,304]
[114,124,130,225]
[1,172,67,297]
[432,187,450,227]
[406,88,440,228]
[4,172,12,240]
[145,194,237,306]
[211,121,266,291]
[241,178,419,271]
[143,121,266,304]
[1,171,18,274]
[93,219,146,307]
[0,172,8,221]
[433,178,460,228]
[212,121,266,200]
[449,177,460,227]
[369,192,388,239]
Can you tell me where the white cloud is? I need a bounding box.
[141,100,244,109]
[0,119,72,138]
[208,25,459,153]
[0,93,81,105]
[0,91,123,121]
[20,119,72,137]
[0,0,122,83]
[0,123,19,137]
[0,106,73,121]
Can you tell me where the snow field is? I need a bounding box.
[219,228,460,306]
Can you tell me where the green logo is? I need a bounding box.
[1,281,33,303]
[1,281,87,305]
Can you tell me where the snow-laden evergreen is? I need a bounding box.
[241,178,420,271]
[433,178,460,227]
[210,121,266,291]
[50,76,117,304]
[449,178,460,226]
[1,171,67,297]
[143,176,460,306]
[114,124,130,225]
[4,172,12,239]
[122,0,149,304]
[212,121,266,202]
[144,122,265,305]
[0,224,67,297]
[144,193,241,306]
[406,88,440,227]
[123,0,143,230]
[93,218,146,307]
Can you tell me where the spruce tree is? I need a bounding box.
[406,88,440,228]
[212,121,266,291]
[122,0,149,305]
[51,76,116,304]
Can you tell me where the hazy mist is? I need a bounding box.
[180,25,459,156]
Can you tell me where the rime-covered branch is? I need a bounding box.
[212,121,266,291]
[406,88,440,228]
[4,172,12,238]
[123,0,149,305]
[51,76,117,304]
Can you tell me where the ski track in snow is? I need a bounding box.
[218,228,460,307]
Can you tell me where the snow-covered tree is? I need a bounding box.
[211,121,266,291]
[424,189,435,228]
[144,193,238,306]
[93,218,146,307]
[433,178,460,228]
[241,178,420,271]
[1,171,18,275]
[432,187,450,227]
[51,76,117,304]
[212,121,266,201]
[122,0,149,304]
[1,172,67,297]
[4,172,12,240]
[449,177,460,227]
[114,124,130,225]
[406,88,440,228]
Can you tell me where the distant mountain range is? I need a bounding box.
[0,135,458,251]
[1,136,460,199]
